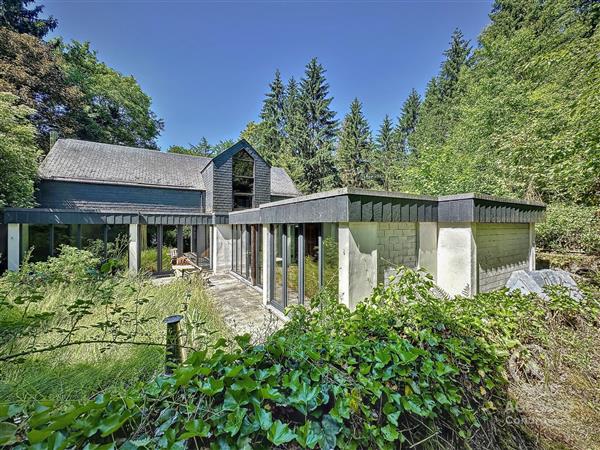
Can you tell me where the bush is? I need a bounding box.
[536,204,600,254]
[4,268,597,448]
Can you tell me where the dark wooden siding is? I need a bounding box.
[36,180,204,212]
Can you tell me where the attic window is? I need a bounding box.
[232,150,254,210]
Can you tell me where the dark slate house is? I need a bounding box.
[1,138,545,313]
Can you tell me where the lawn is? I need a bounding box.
[0,247,228,404]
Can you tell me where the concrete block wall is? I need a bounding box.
[476,223,530,292]
[376,222,418,283]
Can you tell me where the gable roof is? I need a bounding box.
[40,139,211,190]
[39,139,300,197]
[210,139,268,170]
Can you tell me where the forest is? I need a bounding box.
[0,0,599,448]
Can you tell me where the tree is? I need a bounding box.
[293,58,338,193]
[0,0,57,38]
[337,98,373,188]
[0,28,82,150]
[396,89,420,154]
[373,115,397,190]
[57,40,164,149]
[0,92,40,208]
[257,69,286,164]
[168,137,234,157]
[438,29,471,100]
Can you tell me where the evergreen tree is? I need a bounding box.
[373,114,397,190]
[258,69,286,164]
[396,89,421,154]
[0,0,57,38]
[293,58,338,193]
[438,29,471,100]
[337,98,373,188]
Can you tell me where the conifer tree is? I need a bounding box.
[373,114,397,190]
[257,69,286,164]
[439,29,471,100]
[293,58,338,193]
[337,98,372,188]
[396,89,421,154]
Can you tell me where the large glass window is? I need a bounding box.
[323,223,339,297]
[255,225,263,288]
[272,224,284,310]
[286,224,300,306]
[27,225,51,262]
[232,150,254,210]
[304,224,320,299]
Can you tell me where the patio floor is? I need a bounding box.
[207,273,284,343]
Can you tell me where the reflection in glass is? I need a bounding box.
[304,224,320,300]
[286,224,300,305]
[232,150,254,210]
[323,223,339,298]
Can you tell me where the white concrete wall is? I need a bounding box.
[7,224,20,272]
[376,222,418,283]
[418,222,437,279]
[213,224,232,274]
[436,223,477,297]
[339,222,378,310]
[476,223,530,292]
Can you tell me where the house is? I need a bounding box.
[0,139,546,311]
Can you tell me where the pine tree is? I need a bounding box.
[257,69,286,164]
[337,98,373,188]
[439,29,471,100]
[396,89,421,154]
[373,114,397,190]
[293,58,338,193]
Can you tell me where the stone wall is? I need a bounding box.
[476,223,530,292]
[376,222,418,283]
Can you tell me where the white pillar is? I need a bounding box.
[436,223,477,297]
[7,224,20,272]
[417,222,438,280]
[338,222,378,310]
[528,223,536,271]
[212,224,232,274]
[262,224,270,306]
[128,224,140,273]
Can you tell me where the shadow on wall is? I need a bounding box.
[0,224,7,274]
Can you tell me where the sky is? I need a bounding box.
[44,0,493,150]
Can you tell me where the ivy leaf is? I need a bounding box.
[267,420,296,446]
[0,422,18,446]
[381,424,399,442]
[296,421,319,449]
[253,405,272,431]
[180,419,210,439]
[224,409,246,436]
[99,411,132,437]
[198,377,224,396]
[319,415,340,450]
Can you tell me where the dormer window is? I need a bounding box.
[232,150,254,210]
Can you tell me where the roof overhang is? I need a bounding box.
[1,208,229,226]
[229,188,546,225]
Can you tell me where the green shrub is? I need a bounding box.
[536,204,600,254]
[4,268,597,448]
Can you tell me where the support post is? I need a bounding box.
[157,224,163,273]
[128,224,140,273]
[176,225,184,257]
[7,224,20,272]
[298,224,305,305]
[528,223,536,271]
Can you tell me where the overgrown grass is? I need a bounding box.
[0,247,228,405]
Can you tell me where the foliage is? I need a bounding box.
[395,88,420,155]
[403,0,600,205]
[57,39,164,149]
[0,92,40,207]
[0,246,228,405]
[536,204,600,254]
[168,137,234,157]
[0,27,83,149]
[4,268,597,448]
[0,0,57,38]
[337,98,373,188]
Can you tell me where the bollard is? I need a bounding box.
[163,314,184,375]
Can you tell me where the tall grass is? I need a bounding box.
[0,249,228,405]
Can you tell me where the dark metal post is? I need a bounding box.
[176,225,184,257]
[317,224,324,288]
[163,315,184,374]
[157,224,163,273]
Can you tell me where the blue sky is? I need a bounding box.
[44,0,493,150]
